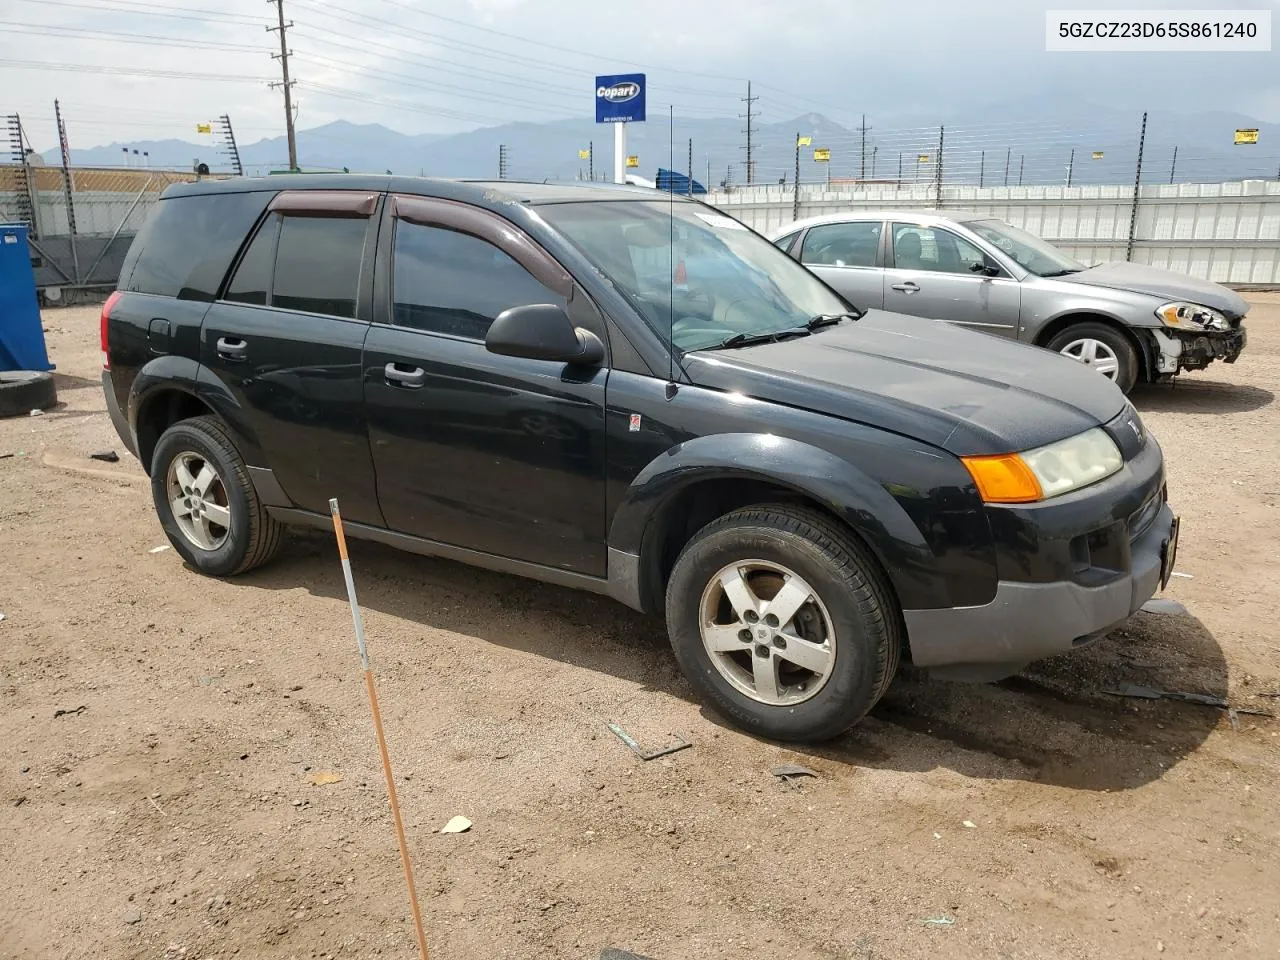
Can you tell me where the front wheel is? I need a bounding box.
[1046,322,1139,393]
[150,415,282,576]
[665,504,901,742]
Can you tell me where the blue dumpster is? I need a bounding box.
[0,223,53,372]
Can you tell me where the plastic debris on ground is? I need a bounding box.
[309,770,343,786]
[149,545,171,554]
[923,916,956,926]
[89,451,120,463]
[1140,598,1189,616]
[440,815,472,834]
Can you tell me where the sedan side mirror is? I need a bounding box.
[485,303,604,366]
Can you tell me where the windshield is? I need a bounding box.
[537,200,851,352]
[967,219,1086,277]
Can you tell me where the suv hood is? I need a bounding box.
[1054,261,1249,318]
[683,310,1128,456]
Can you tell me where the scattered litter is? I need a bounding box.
[309,770,343,786]
[0,453,13,460]
[601,950,657,960]
[1228,707,1274,730]
[146,796,167,816]
[962,820,977,829]
[606,722,691,761]
[28,409,42,417]
[13,796,26,807]
[923,916,956,926]
[1104,684,1227,708]
[1258,692,1280,699]
[1141,598,1189,616]
[770,763,818,780]
[933,832,942,840]
[0,612,5,622]
[439,815,472,834]
[89,450,120,463]
[1170,571,1193,580]
[148,545,171,554]
[52,705,87,719]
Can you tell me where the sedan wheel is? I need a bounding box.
[166,451,233,550]
[699,559,836,706]
[1058,337,1121,380]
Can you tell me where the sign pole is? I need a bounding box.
[614,121,626,184]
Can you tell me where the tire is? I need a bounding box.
[150,415,282,576]
[0,371,57,418]
[1045,322,1139,394]
[664,504,901,742]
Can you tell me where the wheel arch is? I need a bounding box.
[607,434,937,617]
[1033,311,1155,382]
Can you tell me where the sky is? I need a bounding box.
[1,0,1277,157]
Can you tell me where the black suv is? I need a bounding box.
[102,175,1179,742]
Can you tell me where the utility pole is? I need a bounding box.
[1066,147,1075,187]
[1169,145,1177,184]
[588,141,593,181]
[858,114,872,179]
[979,149,985,188]
[792,132,801,219]
[498,144,509,179]
[267,0,298,171]
[740,81,758,185]
[1018,154,1025,186]
[1004,147,1011,186]
[933,126,944,207]
[687,138,693,196]
[871,145,878,179]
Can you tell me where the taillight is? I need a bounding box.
[100,290,122,370]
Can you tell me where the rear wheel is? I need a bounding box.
[664,504,900,742]
[150,415,282,576]
[1046,322,1139,393]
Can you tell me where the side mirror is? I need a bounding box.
[485,303,604,366]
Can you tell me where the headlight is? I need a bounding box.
[1156,301,1229,332]
[961,427,1123,504]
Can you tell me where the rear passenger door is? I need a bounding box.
[795,220,885,310]
[200,190,384,525]
[363,195,609,576]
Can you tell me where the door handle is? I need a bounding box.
[216,336,248,360]
[890,281,920,294]
[384,362,426,388]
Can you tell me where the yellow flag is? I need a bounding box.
[797,136,813,146]
[917,154,929,163]
[626,155,639,168]
[1091,151,1104,159]
[813,148,830,162]
[578,149,590,160]
[1234,128,1259,145]
[196,123,212,134]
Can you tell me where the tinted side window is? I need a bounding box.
[891,223,988,275]
[773,231,799,254]
[800,221,881,268]
[272,215,367,317]
[392,221,562,339]
[224,215,279,306]
[124,191,272,300]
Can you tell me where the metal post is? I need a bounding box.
[588,141,593,181]
[1169,145,1177,184]
[934,126,944,208]
[687,138,693,196]
[1017,154,1025,186]
[1066,147,1075,187]
[979,149,985,188]
[613,123,625,184]
[897,152,902,190]
[1004,147,1011,186]
[54,98,79,282]
[871,145,878,179]
[1126,111,1148,262]
[741,81,758,185]
[792,132,801,219]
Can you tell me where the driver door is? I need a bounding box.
[363,196,611,576]
[883,222,1020,337]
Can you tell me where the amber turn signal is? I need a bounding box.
[960,453,1044,504]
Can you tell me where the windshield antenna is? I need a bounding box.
[666,102,677,399]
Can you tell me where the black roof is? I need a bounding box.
[164,174,693,206]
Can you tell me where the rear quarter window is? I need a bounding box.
[123,191,273,300]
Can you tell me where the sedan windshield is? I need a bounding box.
[967,219,1086,277]
[537,200,852,352]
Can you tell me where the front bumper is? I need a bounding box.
[902,424,1176,680]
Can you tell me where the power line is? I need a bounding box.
[0,21,266,53]
[0,58,271,83]
[10,0,264,25]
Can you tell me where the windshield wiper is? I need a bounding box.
[710,329,812,350]
[806,312,859,330]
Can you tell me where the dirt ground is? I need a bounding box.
[1,300,1277,960]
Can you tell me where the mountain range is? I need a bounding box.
[46,102,1280,188]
